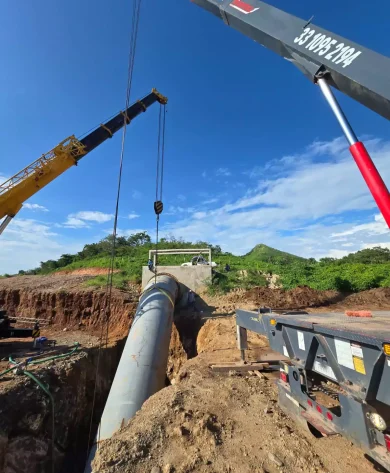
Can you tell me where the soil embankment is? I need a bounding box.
[200,285,390,314]
[0,274,138,336]
[91,316,382,473]
[1,276,390,473]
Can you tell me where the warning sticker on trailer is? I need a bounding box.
[313,361,337,381]
[283,346,289,357]
[335,339,354,370]
[353,356,366,375]
[297,331,305,351]
[351,344,364,358]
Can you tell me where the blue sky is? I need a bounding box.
[1,0,390,273]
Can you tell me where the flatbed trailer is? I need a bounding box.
[236,308,390,471]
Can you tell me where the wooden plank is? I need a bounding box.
[211,363,269,373]
[253,370,267,379]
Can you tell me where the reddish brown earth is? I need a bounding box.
[54,268,121,276]
[0,274,138,337]
[92,316,383,473]
[200,285,390,314]
[1,276,390,473]
[245,286,390,312]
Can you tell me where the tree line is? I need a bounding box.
[18,232,222,275]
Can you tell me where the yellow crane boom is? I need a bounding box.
[0,88,167,235]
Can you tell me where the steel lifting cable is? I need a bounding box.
[85,0,143,465]
[154,103,166,283]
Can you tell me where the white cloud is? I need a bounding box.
[202,198,219,205]
[166,206,195,215]
[128,212,140,220]
[72,211,113,223]
[0,219,83,274]
[193,211,207,219]
[201,171,206,179]
[177,194,186,202]
[327,249,350,259]
[161,136,390,259]
[23,203,49,212]
[62,211,113,228]
[331,213,387,238]
[62,217,90,229]
[199,137,390,230]
[216,167,231,177]
[245,137,348,179]
[362,242,390,250]
[3,136,389,274]
[132,190,142,199]
[115,228,149,237]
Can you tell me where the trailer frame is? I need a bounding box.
[236,308,390,470]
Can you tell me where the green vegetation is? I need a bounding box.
[246,243,306,263]
[207,270,268,295]
[275,260,390,292]
[12,232,390,293]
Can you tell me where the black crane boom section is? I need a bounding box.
[77,88,167,159]
[192,0,390,121]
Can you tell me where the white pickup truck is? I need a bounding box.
[181,255,217,267]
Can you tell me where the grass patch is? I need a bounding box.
[84,271,142,291]
[207,270,268,295]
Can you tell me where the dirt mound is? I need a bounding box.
[167,324,187,381]
[197,316,267,358]
[91,356,378,473]
[198,288,255,315]
[199,286,390,315]
[246,286,340,309]
[334,287,390,310]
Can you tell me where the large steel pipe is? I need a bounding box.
[86,274,179,472]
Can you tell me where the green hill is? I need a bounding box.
[246,244,306,263]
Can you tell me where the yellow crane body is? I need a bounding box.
[0,89,167,235]
[0,136,86,219]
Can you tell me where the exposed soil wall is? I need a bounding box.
[0,283,193,473]
[2,276,388,473]
[0,288,136,335]
[0,342,124,473]
[245,286,342,309]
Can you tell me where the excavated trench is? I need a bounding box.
[0,338,126,473]
[0,292,203,473]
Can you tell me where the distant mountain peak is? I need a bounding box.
[246,243,305,262]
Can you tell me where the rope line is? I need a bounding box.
[154,103,167,284]
[160,106,166,200]
[85,0,143,466]
[155,105,162,203]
